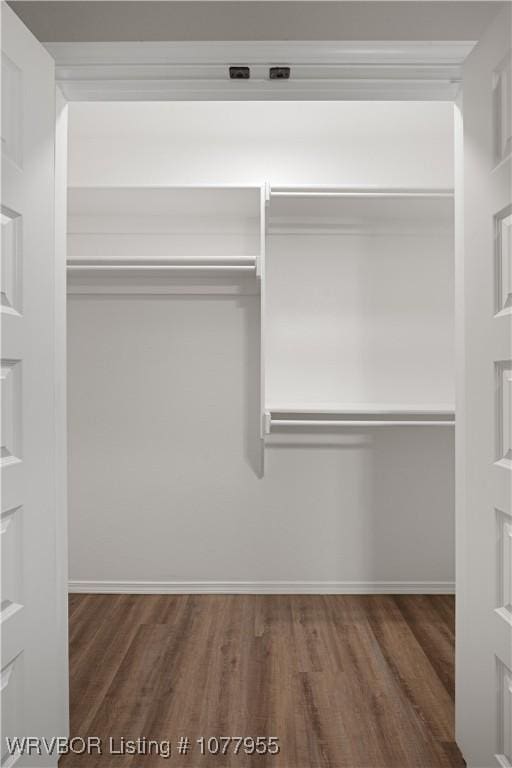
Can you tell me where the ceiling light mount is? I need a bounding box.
[269,66,291,80]
[229,65,250,80]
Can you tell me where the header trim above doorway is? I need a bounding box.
[46,40,476,101]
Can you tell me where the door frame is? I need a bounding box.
[49,33,485,763]
[54,85,70,740]
[47,39,475,102]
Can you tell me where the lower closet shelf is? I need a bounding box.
[264,405,455,433]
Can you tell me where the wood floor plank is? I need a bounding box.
[68,595,179,736]
[323,597,449,767]
[61,594,464,768]
[393,596,456,700]
[363,596,455,742]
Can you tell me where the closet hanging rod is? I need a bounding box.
[267,404,455,415]
[67,264,257,272]
[270,187,454,199]
[270,419,455,428]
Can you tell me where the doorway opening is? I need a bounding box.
[63,99,459,766]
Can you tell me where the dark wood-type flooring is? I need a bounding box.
[61,594,464,768]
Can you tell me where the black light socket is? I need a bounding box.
[269,66,291,80]
[229,66,250,80]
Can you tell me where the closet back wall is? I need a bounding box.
[67,101,455,592]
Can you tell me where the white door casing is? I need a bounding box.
[457,4,512,767]
[1,5,67,767]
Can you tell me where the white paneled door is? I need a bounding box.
[1,5,67,767]
[457,4,512,767]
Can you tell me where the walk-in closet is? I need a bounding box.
[66,100,455,592]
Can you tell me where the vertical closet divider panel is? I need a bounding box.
[259,183,270,475]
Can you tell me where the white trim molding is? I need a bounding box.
[46,40,476,101]
[68,580,455,595]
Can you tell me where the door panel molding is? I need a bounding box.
[1,5,68,764]
[456,4,512,765]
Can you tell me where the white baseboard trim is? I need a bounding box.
[68,580,455,595]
